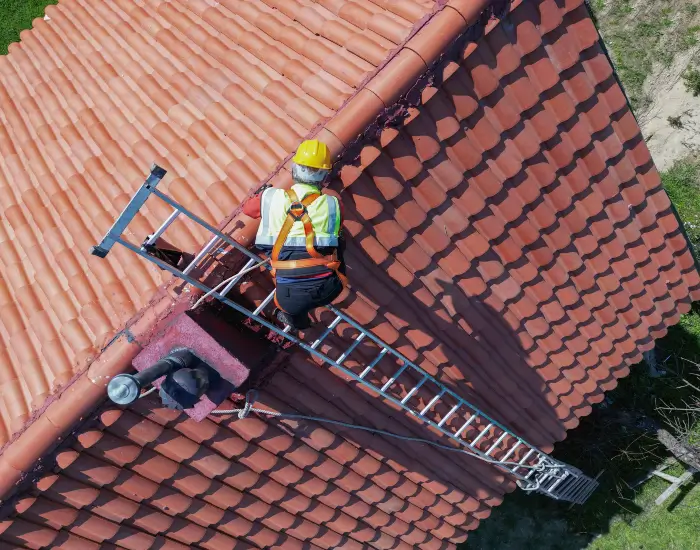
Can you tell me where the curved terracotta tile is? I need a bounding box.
[367,48,427,107]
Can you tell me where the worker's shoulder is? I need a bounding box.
[323,189,342,202]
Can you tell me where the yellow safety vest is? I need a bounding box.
[255,183,341,249]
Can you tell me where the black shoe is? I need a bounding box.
[274,309,311,330]
[294,314,312,330]
[275,309,293,327]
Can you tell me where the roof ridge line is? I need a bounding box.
[217,0,494,250]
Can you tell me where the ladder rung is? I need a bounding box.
[221,258,257,297]
[511,448,536,474]
[419,389,445,416]
[183,234,221,275]
[336,332,366,365]
[484,432,509,457]
[381,364,408,392]
[438,403,461,427]
[144,210,180,246]
[454,414,477,438]
[310,315,343,350]
[577,481,599,503]
[501,441,522,462]
[401,375,428,404]
[566,483,590,504]
[468,423,493,448]
[253,290,276,315]
[359,348,388,379]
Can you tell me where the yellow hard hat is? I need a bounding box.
[292,139,332,170]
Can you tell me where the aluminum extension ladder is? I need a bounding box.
[92,165,599,504]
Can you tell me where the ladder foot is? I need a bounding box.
[91,246,109,258]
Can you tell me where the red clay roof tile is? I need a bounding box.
[0,0,435,450]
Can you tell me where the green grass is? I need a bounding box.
[589,0,607,17]
[464,320,700,549]
[683,67,700,96]
[682,25,700,48]
[0,0,56,55]
[466,474,700,550]
[661,158,700,252]
[464,159,700,549]
[594,1,700,111]
[586,480,700,550]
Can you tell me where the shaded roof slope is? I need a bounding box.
[0,380,498,550]
[321,0,700,442]
[229,0,700,450]
[0,0,436,444]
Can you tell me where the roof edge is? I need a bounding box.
[0,0,497,503]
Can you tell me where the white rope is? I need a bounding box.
[191,258,270,310]
[210,391,562,475]
[139,386,158,398]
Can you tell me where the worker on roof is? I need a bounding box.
[243,139,346,330]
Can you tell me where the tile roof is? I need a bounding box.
[1,0,700,547]
[2,387,488,549]
[337,22,698,446]
[229,0,700,450]
[0,0,436,446]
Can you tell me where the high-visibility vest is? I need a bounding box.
[255,185,348,303]
[255,183,341,249]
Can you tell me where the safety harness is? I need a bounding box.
[270,188,347,289]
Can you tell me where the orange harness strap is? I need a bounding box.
[271,189,322,263]
[270,188,348,292]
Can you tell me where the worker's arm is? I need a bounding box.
[242,195,262,219]
[242,184,273,219]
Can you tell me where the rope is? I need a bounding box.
[211,391,564,474]
[191,258,270,310]
[139,386,157,398]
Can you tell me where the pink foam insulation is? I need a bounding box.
[133,313,251,420]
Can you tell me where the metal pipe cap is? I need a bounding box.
[107,374,142,405]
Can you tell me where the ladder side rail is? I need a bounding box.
[149,187,264,267]
[91,166,167,258]
[148,187,555,469]
[101,182,599,500]
[147,192,560,478]
[325,304,547,464]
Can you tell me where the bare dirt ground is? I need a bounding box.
[639,36,700,169]
[593,0,700,170]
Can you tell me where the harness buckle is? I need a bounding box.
[288,201,307,221]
